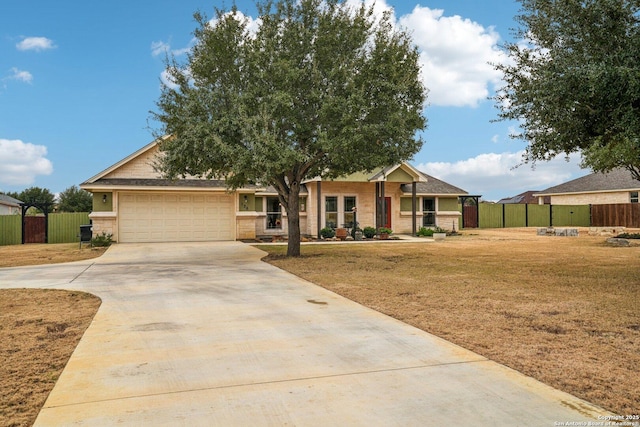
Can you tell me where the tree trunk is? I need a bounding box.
[286,183,301,257]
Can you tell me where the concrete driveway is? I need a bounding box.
[0,242,611,426]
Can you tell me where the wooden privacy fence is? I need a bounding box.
[475,204,591,229]
[591,203,640,228]
[0,212,90,246]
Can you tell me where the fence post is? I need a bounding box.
[549,205,553,227]
[502,203,506,228]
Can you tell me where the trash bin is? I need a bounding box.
[79,224,92,248]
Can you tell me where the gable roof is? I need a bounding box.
[82,138,163,184]
[368,163,428,182]
[0,194,23,207]
[535,168,640,196]
[81,136,466,196]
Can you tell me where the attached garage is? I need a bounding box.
[118,192,235,243]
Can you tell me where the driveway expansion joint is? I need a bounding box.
[69,262,95,283]
[42,359,491,410]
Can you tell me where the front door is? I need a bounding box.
[384,197,391,229]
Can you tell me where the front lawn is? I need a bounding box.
[261,228,640,415]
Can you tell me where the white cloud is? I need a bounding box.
[160,69,179,90]
[16,36,56,52]
[207,10,262,37]
[0,139,53,186]
[155,1,507,108]
[416,151,588,201]
[151,39,194,57]
[151,40,171,57]
[6,67,33,84]
[399,7,506,107]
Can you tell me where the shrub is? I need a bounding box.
[91,232,113,247]
[417,227,433,237]
[320,227,335,239]
[377,227,393,235]
[363,226,377,239]
[616,233,640,239]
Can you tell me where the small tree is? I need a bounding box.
[494,0,640,181]
[153,0,427,256]
[58,185,93,212]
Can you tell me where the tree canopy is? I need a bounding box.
[153,0,427,256]
[14,187,56,212]
[494,0,640,181]
[57,185,93,212]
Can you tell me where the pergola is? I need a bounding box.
[19,202,53,244]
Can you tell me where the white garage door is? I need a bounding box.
[118,192,235,243]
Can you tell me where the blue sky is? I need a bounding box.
[0,0,588,201]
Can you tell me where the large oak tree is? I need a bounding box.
[494,0,640,181]
[152,0,427,256]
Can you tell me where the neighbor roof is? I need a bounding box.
[0,194,23,206]
[535,168,640,196]
[497,191,540,204]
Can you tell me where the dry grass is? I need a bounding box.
[0,289,101,427]
[0,243,107,268]
[262,228,640,415]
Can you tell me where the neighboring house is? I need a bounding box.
[534,168,640,205]
[497,191,546,205]
[0,194,22,215]
[80,139,468,243]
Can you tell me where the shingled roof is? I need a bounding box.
[400,171,468,195]
[497,191,541,204]
[0,194,23,206]
[536,168,640,195]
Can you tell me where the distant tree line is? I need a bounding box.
[1,185,92,213]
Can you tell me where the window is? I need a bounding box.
[266,197,282,229]
[325,196,338,228]
[324,196,357,228]
[632,191,639,203]
[422,197,435,227]
[344,196,356,228]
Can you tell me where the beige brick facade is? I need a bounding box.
[88,212,118,241]
[549,192,633,205]
[104,148,162,179]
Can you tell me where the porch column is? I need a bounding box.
[412,181,417,236]
[375,182,380,229]
[316,181,322,238]
[379,181,385,229]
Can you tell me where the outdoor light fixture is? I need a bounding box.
[102,194,107,203]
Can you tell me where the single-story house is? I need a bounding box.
[80,138,469,243]
[0,194,22,215]
[534,168,640,205]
